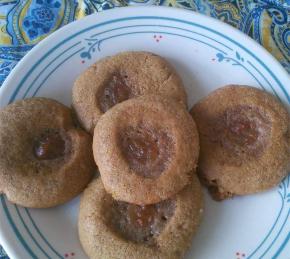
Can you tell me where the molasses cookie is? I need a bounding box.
[0,98,95,208]
[190,85,290,200]
[93,95,199,205]
[78,176,203,259]
[72,51,187,134]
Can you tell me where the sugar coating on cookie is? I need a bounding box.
[0,98,96,208]
[190,85,290,200]
[93,95,199,205]
[72,51,187,134]
[78,177,203,259]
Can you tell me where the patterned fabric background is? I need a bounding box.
[0,0,289,257]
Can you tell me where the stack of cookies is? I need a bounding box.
[0,51,289,259]
[73,52,204,259]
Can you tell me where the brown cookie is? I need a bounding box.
[190,85,290,200]
[78,176,203,259]
[93,95,199,205]
[72,51,187,134]
[0,98,96,208]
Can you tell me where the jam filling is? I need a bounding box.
[217,105,270,157]
[34,129,66,160]
[120,125,173,178]
[99,73,131,112]
[108,199,175,244]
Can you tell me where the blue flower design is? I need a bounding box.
[216,51,245,65]
[32,7,54,22]
[19,0,62,41]
[80,38,102,60]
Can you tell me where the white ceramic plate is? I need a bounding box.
[0,6,289,259]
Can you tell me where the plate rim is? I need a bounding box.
[1,6,289,101]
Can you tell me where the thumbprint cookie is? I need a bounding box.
[0,98,95,208]
[93,95,199,205]
[191,85,290,200]
[72,51,187,134]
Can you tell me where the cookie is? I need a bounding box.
[72,51,187,134]
[93,95,199,205]
[190,85,290,200]
[78,176,203,259]
[0,98,96,208]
